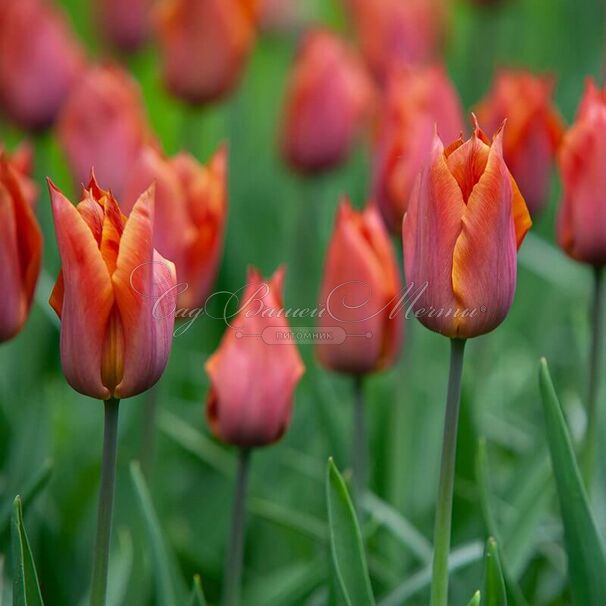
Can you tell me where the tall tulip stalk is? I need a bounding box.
[48,177,176,605]
[403,119,531,605]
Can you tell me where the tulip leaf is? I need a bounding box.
[538,359,606,605]
[129,461,187,606]
[468,591,481,606]
[11,496,44,606]
[483,538,506,606]
[188,575,207,606]
[326,458,375,606]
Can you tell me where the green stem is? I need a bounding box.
[430,338,466,606]
[223,448,251,606]
[352,374,368,504]
[584,266,605,491]
[90,398,120,606]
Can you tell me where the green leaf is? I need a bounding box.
[326,458,375,606]
[483,538,506,606]
[129,461,187,606]
[188,575,207,606]
[11,496,44,606]
[538,359,606,606]
[468,591,481,606]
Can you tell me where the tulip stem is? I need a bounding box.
[584,266,605,491]
[430,338,466,606]
[224,448,251,606]
[352,374,368,504]
[90,398,120,606]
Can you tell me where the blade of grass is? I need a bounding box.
[188,575,207,606]
[484,538,507,606]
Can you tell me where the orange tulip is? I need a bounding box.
[0,0,84,131]
[373,65,465,233]
[97,0,153,52]
[317,199,402,374]
[58,65,150,199]
[345,0,446,82]
[48,176,177,400]
[557,80,606,265]
[403,119,532,338]
[122,145,227,310]
[475,70,564,216]
[280,29,374,174]
[0,149,42,342]
[205,267,304,447]
[155,0,258,104]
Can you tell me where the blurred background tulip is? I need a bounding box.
[475,70,564,216]
[48,177,176,400]
[58,65,151,198]
[373,65,465,233]
[280,28,375,174]
[0,148,42,342]
[155,0,259,105]
[0,0,84,131]
[97,0,153,53]
[403,122,532,339]
[122,144,227,311]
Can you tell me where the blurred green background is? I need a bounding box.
[1,0,606,604]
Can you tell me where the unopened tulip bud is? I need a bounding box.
[317,199,403,374]
[98,0,153,52]
[403,119,532,338]
[205,267,304,447]
[48,176,176,400]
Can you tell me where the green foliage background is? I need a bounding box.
[1,0,606,604]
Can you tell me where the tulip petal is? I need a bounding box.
[49,181,113,399]
[112,186,177,399]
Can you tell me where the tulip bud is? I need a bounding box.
[403,119,532,338]
[475,70,564,216]
[97,0,153,52]
[205,267,304,447]
[557,80,606,265]
[345,0,446,82]
[317,199,403,374]
[155,0,258,104]
[48,176,176,400]
[58,65,150,199]
[0,0,84,131]
[0,150,42,342]
[280,29,375,174]
[373,65,465,233]
[122,145,227,311]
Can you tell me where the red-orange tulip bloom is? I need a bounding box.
[122,145,227,310]
[205,267,304,447]
[155,0,258,104]
[0,150,42,342]
[557,81,606,265]
[373,65,464,233]
[403,121,532,338]
[98,0,153,52]
[48,177,177,400]
[317,199,403,374]
[0,0,84,131]
[58,65,150,199]
[475,70,564,216]
[280,29,374,174]
[346,0,445,82]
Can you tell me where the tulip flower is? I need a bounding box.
[48,175,176,606]
[0,150,42,343]
[58,65,150,199]
[556,79,606,489]
[345,0,446,82]
[205,266,304,605]
[97,0,153,52]
[402,119,531,606]
[0,0,84,131]
[475,70,564,216]
[122,144,227,311]
[155,0,258,104]
[373,65,465,233]
[280,29,375,174]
